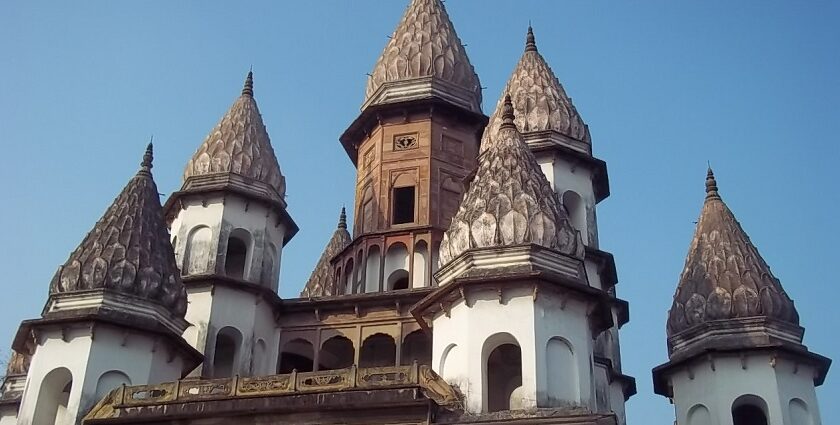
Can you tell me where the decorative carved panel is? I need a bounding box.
[394,134,419,151]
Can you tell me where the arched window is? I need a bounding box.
[319,336,355,370]
[95,370,131,402]
[384,243,409,291]
[412,241,429,288]
[359,333,396,368]
[225,229,251,280]
[562,191,587,244]
[183,226,212,275]
[732,395,769,425]
[439,343,459,378]
[388,270,410,291]
[213,327,242,378]
[546,337,578,405]
[365,246,382,293]
[33,367,73,425]
[482,333,522,413]
[277,338,314,373]
[401,330,432,366]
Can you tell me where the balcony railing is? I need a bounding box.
[110,362,454,408]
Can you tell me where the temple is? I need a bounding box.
[0,1,828,424]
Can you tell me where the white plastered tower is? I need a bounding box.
[479,26,634,423]
[165,72,298,378]
[416,96,616,416]
[652,169,830,425]
[8,145,201,425]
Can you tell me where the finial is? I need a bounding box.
[338,206,347,229]
[242,70,254,97]
[140,142,154,174]
[500,94,517,129]
[525,25,538,52]
[705,165,720,200]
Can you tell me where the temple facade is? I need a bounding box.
[0,1,829,424]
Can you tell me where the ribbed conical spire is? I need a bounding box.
[364,0,482,113]
[301,207,353,298]
[667,169,798,340]
[440,93,584,266]
[183,71,286,198]
[481,25,589,152]
[49,144,188,318]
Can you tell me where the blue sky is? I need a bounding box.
[1,1,838,423]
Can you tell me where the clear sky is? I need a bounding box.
[1,1,837,423]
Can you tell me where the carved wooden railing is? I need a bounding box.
[112,363,457,408]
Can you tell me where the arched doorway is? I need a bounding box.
[319,336,355,370]
[213,327,242,378]
[277,338,314,373]
[359,333,396,367]
[732,395,769,425]
[225,229,252,279]
[33,367,73,425]
[483,333,522,413]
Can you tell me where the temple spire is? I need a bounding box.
[500,94,516,129]
[139,142,153,175]
[525,25,538,52]
[242,70,254,97]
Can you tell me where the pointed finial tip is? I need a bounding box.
[140,142,154,172]
[525,25,538,52]
[242,70,254,96]
[705,165,720,200]
[500,94,516,128]
[338,206,348,229]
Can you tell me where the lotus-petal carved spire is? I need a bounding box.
[183,71,286,199]
[481,26,589,153]
[365,0,482,113]
[667,168,799,337]
[49,144,188,318]
[301,207,352,298]
[439,95,584,266]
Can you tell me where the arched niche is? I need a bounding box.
[687,404,712,425]
[33,367,73,425]
[400,330,431,366]
[354,250,365,294]
[412,241,429,288]
[319,336,355,370]
[344,260,354,295]
[213,326,243,378]
[482,333,522,413]
[184,225,212,275]
[562,191,587,244]
[439,343,458,378]
[384,243,409,291]
[225,228,252,280]
[732,394,769,425]
[546,337,578,406]
[789,398,812,425]
[365,246,382,293]
[261,243,277,288]
[278,338,314,373]
[95,370,131,402]
[359,333,396,368]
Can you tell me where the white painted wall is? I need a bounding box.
[0,406,17,425]
[670,353,822,425]
[431,287,595,413]
[16,325,186,425]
